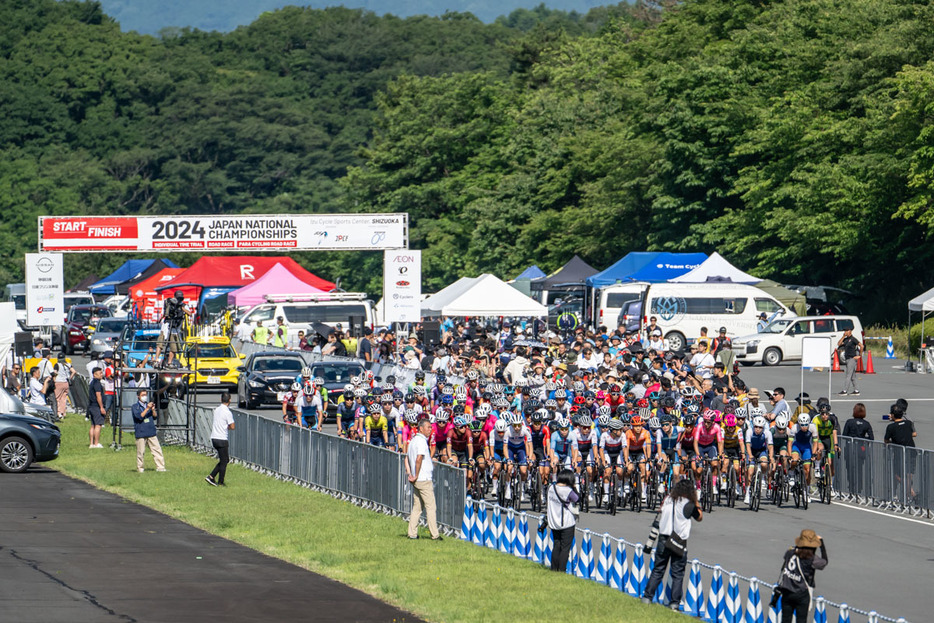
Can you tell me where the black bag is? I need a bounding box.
[665,533,688,558]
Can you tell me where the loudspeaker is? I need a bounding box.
[14,332,33,357]
[349,315,365,338]
[421,321,441,346]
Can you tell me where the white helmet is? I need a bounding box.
[748,405,766,417]
[775,415,789,429]
[301,367,312,377]
[290,382,302,391]
[494,419,508,433]
[797,413,811,427]
[752,416,767,428]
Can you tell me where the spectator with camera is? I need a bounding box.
[132,388,165,472]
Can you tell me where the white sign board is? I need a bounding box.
[38,214,408,252]
[801,336,832,369]
[383,250,421,323]
[25,253,64,327]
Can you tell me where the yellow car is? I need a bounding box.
[179,336,245,390]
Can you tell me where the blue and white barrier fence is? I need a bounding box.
[863,335,896,359]
[460,497,911,623]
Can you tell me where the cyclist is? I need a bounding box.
[282,382,302,427]
[721,413,746,496]
[336,391,358,438]
[553,389,571,417]
[299,379,323,431]
[467,419,490,492]
[549,417,577,474]
[693,409,724,496]
[654,414,681,488]
[504,412,534,502]
[528,409,552,487]
[408,369,427,394]
[625,410,653,502]
[412,385,430,411]
[430,374,447,411]
[814,402,839,486]
[788,413,820,494]
[381,395,400,450]
[570,411,598,500]
[599,418,627,501]
[488,418,509,486]
[447,415,472,467]
[398,409,420,454]
[432,409,452,461]
[744,415,774,504]
[771,414,792,480]
[364,402,389,447]
[676,413,698,482]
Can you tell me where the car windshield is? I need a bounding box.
[312,365,364,384]
[96,318,127,333]
[72,307,111,322]
[186,344,236,358]
[131,336,159,350]
[761,319,792,334]
[253,357,304,372]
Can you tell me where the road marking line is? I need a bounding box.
[831,501,933,526]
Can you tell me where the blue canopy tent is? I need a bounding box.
[586,252,664,287]
[513,265,547,281]
[88,259,179,295]
[625,252,708,282]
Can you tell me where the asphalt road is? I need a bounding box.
[68,353,934,620]
[0,469,422,623]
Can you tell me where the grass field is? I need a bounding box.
[52,418,686,623]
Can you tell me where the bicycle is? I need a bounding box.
[578,462,592,513]
[747,459,764,512]
[644,460,660,511]
[592,459,605,510]
[771,456,789,507]
[495,461,508,508]
[789,460,809,510]
[529,460,544,512]
[468,459,484,502]
[508,461,523,511]
[607,467,619,516]
[628,460,643,513]
[699,457,717,514]
[815,452,833,505]
[724,459,739,509]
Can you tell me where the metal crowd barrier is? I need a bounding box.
[835,436,932,517]
[168,399,466,531]
[459,498,912,623]
[69,374,90,412]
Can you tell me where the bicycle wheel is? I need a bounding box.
[792,465,802,508]
[512,470,522,511]
[580,470,590,513]
[750,469,761,512]
[726,464,737,508]
[594,465,604,509]
[802,466,809,511]
[821,460,832,505]
[531,468,542,512]
[702,467,713,514]
[497,468,506,507]
[608,470,618,516]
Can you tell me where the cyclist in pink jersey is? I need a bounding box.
[693,409,724,489]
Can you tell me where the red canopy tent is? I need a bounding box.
[128,268,187,322]
[155,256,335,294]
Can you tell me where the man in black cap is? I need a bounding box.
[357,326,374,362]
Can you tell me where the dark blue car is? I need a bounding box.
[0,412,61,473]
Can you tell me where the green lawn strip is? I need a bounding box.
[53,419,686,623]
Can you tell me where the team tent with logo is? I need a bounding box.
[421,274,547,317]
[227,263,326,308]
[88,259,179,295]
[586,252,708,287]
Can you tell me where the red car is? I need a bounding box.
[60,305,112,354]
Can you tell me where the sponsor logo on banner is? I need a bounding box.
[38,214,408,252]
[384,250,421,323]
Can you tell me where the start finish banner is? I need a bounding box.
[38,214,408,252]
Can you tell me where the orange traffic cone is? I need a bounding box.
[832,349,841,372]
[865,349,875,374]
[856,353,864,373]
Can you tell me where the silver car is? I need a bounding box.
[89,317,130,356]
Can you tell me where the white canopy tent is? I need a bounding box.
[421,274,547,317]
[669,252,760,284]
[909,286,934,368]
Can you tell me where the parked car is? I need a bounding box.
[0,410,61,473]
[119,327,161,368]
[732,315,864,366]
[179,336,244,391]
[88,317,130,356]
[60,304,112,354]
[237,352,308,409]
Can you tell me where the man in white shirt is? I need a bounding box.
[503,346,530,385]
[576,346,601,370]
[689,341,716,379]
[206,393,235,486]
[27,366,50,406]
[406,417,440,540]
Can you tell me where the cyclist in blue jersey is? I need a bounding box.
[549,417,577,472]
[744,415,774,504]
[336,392,358,439]
[488,419,508,483]
[528,409,552,484]
[654,414,681,481]
[788,413,820,491]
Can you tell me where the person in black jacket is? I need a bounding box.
[775,530,828,623]
[842,403,873,498]
[131,388,165,472]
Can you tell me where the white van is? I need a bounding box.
[6,283,26,325]
[732,315,864,366]
[641,283,789,352]
[595,283,648,329]
[239,293,375,344]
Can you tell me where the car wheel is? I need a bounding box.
[738,361,754,367]
[0,436,34,473]
[763,347,782,366]
[666,331,686,352]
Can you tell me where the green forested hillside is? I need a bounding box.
[4,0,934,321]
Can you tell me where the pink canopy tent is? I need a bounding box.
[227,263,326,308]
